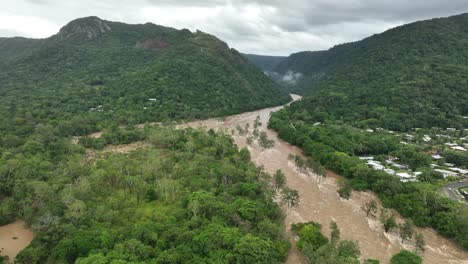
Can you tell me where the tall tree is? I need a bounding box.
[415,232,426,253]
[274,170,286,191]
[380,209,397,233]
[362,200,378,217]
[281,187,300,209]
[399,220,414,243]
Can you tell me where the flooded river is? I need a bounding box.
[0,220,34,261]
[4,95,466,263]
[178,94,468,264]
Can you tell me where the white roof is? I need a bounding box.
[367,160,384,170]
[359,156,374,160]
[367,160,382,165]
[451,146,467,151]
[396,172,414,178]
[435,169,459,178]
[450,168,468,174]
[432,154,443,160]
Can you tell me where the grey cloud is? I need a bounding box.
[1,0,468,55]
[0,28,24,37]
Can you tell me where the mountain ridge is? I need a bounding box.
[0,16,291,137]
[269,12,468,130]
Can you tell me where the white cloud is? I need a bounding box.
[0,14,57,38]
[0,0,467,54]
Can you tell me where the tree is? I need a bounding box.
[337,178,352,199]
[399,220,414,243]
[259,131,274,149]
[380,209,397,233]
[281,187,300,209]
[415,232,426,253]
[330,221,340,245]
[390,250,422,264]
[293,223,329,251]
[0,249,9,264]
[362,200,378,217]
[232,234,278,264]
[274,170,286,190]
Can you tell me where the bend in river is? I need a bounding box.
[177,94,468,264]
[71,94,467,263]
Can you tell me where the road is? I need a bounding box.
[443,180,468,202]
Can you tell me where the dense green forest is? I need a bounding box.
[273,13,468,129]
[0,16,290,139]
[269,109,468,249]
[0,16,295,263]
[1,126,290,263]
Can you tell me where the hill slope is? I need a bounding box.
[273,13,468,130]
[0,16,290,137]
[243,54,286,72]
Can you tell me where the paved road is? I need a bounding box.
[443,180,468,202]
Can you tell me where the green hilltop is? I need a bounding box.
[0,16,290,137]
[273,13,468,130]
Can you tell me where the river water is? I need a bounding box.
[0,220,34,261]
[37,94,468,263]
[178,94,468,264]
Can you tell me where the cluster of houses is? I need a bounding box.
[360,154,468,182]
[431,153,468,178]
[359,156,420,182]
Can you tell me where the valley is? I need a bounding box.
[175,95,468,264]
[1,10,468,264]
[58,94,467,263]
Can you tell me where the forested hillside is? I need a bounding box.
[273,13,468,129]
[243,54,286,72]
[269,13,468,250]
[1,126,289,263]
[0,16,293,263]
[0,16,290,139]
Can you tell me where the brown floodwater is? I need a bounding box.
[177,94,468,264]
[75,94,467,263]
[0,220,34,261]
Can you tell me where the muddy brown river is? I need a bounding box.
[178,94,468,264]
[68,94,467,263]
[0,220,34,261]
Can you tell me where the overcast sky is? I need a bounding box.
[1,0,467,55]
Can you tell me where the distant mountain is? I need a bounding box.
[242,54,286,72]
[271,13,468,130]
[0,16,290,136]
[0,37,46,63]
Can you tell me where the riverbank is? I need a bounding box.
[177,94,468,264]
